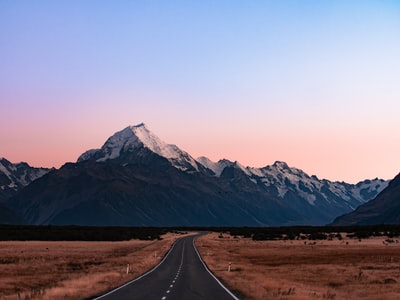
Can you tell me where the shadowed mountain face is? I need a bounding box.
[0,203,23,224]
[331,173,400,226]
[0,158,52,203]
[4,124,389,226]
[9,159,303,226]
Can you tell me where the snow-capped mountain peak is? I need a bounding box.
[78,123,200,172]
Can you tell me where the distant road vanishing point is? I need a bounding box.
[92,234,239,300]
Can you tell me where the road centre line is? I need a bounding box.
[161,243,185,299]
[93,239,178,300]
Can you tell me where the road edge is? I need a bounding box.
[91,239,178,300]
[192,234,240,300]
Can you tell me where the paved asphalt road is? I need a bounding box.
[93,234,238,300]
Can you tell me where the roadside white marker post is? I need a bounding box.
[154,251,157,259]
[126,264,130,275]
[228,262,231,272]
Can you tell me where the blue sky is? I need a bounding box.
[1,0,400,182]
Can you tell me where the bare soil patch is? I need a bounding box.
[0,232,188,299]
[197,233,400,300]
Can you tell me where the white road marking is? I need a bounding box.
[96,235,235,300]
[93,240,178,300]
[161,242,185,300]
[193,235,239,300]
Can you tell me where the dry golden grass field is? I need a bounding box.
[3,231,400,300]
[0,232,187,300]
[196,233,400,300]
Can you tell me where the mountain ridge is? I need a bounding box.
[0,158,53,203]
[331,172,400,225]
[2,123,390,226]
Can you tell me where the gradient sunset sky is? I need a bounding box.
[1,1,399,183]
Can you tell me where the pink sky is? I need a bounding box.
[1,111,399,184]
[1,1,400,183]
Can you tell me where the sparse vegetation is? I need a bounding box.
[0,232,188,299]
[197,232,400,299]
[226,224,400,241]
[2,225,400,299]
[3,224,400,242]
[0,225,168,241]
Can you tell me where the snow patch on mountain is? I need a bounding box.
[248,161,387,206]
[197,157,251,177]
[0,160,15,180]
[77,149,98,162]
[0,158,51,191]
[351,178,389,200]
[197,157,224,176]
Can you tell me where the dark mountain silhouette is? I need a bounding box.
[8,159,304,226]
[332,173,400,225]
[0,202,23,224]
[0,158,52,203]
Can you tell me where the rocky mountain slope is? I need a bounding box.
[0,158,52,203]
[198,157,388,224]
[331,172,400,225]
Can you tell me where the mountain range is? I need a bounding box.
[0,158,52,202]
[0,158,52,223]
[332,172,400,225]
[1,123,391,226]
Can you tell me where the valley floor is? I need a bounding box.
[0,233,185,300]
[2,231,400,300]
[196,232,400,300]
